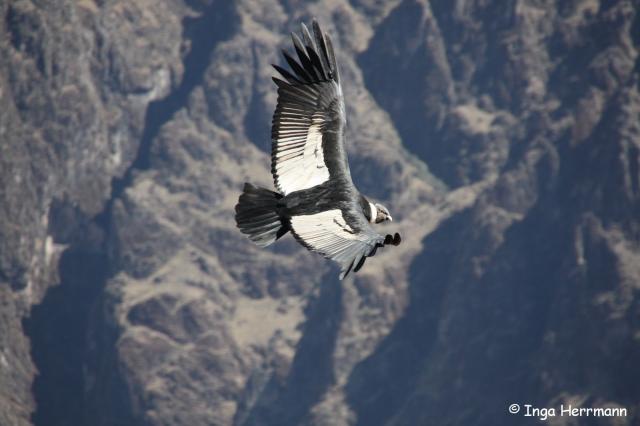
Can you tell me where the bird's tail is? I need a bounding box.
[235,183,289,247]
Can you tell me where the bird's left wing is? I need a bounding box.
[290,209,401,279]
[271,21,350,195]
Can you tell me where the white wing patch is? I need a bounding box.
[273,113,330,195]
[290,209,369,264]
[290,209,389,279]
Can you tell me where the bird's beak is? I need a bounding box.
[388,215,393,222]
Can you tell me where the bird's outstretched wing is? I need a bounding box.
[271,21,350,195]
[290,209,401,279]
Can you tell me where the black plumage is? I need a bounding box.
[235,20,401,279]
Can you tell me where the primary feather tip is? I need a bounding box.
[273,20,339,86]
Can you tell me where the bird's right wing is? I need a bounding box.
[290,209,401,279]
[270,21,351,195]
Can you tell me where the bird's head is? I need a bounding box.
[374,203,392,223]
[365,201,393,223]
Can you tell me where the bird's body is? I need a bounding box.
[235,20,400,279]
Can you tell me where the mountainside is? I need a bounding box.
[1,0,638,425]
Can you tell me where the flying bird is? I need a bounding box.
[235,20,401,279]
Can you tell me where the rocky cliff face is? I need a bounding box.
[1,0,638,425]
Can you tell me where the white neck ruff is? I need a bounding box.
[368,201,377,223]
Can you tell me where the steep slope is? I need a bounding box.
[1,0,189,424]
[347,1,640,425]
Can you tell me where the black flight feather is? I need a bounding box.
[282,50,312,83]
[273,64,301,84]
[279,84,318,103]
[291,32,319,81]
[306,47,327,80]
[353,255,367,273]
[301,23,326,79]
[312,20,331,77]
[342,259,355,279]
[300,23,316,54]
[271,77,289,89]
[324,36,339,83]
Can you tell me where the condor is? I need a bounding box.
[235,21,401,279]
